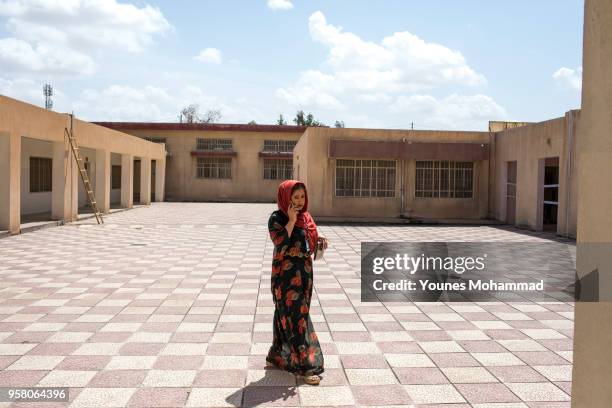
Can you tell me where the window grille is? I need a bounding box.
[335,159,396,197]
[415,161,473,198]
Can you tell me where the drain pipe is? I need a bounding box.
[564,110,574,237]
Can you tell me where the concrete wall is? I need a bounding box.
[294,130,308,186]
[112,128,302,202]
[488,121,532,132]
[572,0,612,406]
[98,120,579,229]
[491,112,579,237]
[18,139,159,214]
[300,127,491,220]
[0,95,166,233]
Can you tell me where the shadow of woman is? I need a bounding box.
[225,366,298,407]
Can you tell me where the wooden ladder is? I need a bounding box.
[65,114,104,224]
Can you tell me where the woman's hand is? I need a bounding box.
[287,202,298,223]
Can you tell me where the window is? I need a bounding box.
[543,158,559,228]
[264,159,292,180]
[197,158,231,179]
[30,157,52,192]
[415,161,473,198]
[335,159,396,197]
[112,165,122,189]
[263,140,296,152]
[143,136,167,144]
[197,138,232,151]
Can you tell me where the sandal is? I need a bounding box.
[298,373,321,385]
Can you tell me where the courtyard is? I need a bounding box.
[0,203,574,407]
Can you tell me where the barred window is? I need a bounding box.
[415,161,473,198]
[197,157,232,179]
[197,138,232,151]
[29,157,52,193]
[335,159,396,197]
[263,140,296,152]
[143,136,167,144]
[112,165,121,189]
[264,159,292,180]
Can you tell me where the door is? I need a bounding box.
[506,161,517,224]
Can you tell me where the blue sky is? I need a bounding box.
[0,0,584,130]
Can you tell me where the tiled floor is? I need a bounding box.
[0,203,574,407]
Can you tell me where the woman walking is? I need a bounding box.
[266,180,327,385]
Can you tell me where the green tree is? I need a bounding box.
[247,120,257,125]
[293,110,325,127]
[334,120,345,128]
[277,114,287,125]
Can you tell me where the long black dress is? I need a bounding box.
[266,210,324,376]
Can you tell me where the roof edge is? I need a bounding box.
[92,121,308,133]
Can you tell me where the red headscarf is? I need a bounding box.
[276,180,319,254]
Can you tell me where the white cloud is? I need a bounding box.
[194,48,222,64]
[0,37,94,75]
[276,70,345,110]
[74,85,174,121]
[553,66,582,90]
[276,11,501,130]
[267,0,293,10]
[2,77,46,106]
[69,84,268,124]
[277,11,487,110]
[0,0,171,75]
[307,11,485,92]
[389,93,507,130]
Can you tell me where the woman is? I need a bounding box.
[266,180,328,385]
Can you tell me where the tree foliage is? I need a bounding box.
[293,110,326,127]
[179,104,222,123]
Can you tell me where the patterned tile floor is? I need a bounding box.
[0,203,574,407]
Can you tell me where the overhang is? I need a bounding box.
[190,151,237,157]
[258,152,293,158]
[329,139,489,161]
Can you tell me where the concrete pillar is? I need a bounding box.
[155,158,166,202]
[140,157,151,205]
[572,0,612,406]
[95,149,110,213]
[0,132,20,233]
[51,140,78,222]
[120,153,133,208]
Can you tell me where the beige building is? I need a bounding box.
[0,95,166,234]
[94,122,305,202]
[1,90,580,238]
[97,110,580,238]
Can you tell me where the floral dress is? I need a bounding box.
[266,210,324,376]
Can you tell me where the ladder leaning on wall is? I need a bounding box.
[64,113,104,225]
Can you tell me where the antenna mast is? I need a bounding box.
[43,84,53,110]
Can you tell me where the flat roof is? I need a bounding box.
[92,122,308,133]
